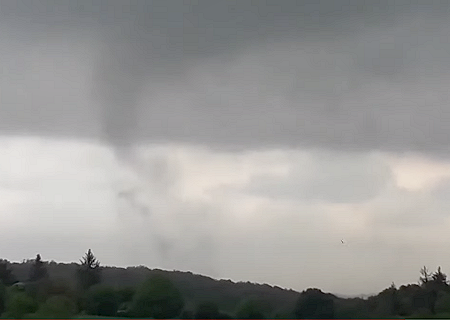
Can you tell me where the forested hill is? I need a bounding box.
[8,261,300,314]
[4,258,450,318]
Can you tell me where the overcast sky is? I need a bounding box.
[2,0,450,296]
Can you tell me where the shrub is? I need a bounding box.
[84,285,119,316]
[130,274,184,319]
[0,281,5,315]
[30,295,77,319]
[235,299,265,319]
[195,301,219,319]
[3,291,38,319]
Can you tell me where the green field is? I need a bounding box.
[75,315,131,319]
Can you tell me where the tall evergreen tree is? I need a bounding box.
[77,249,101,290]
[420,266,431,286]
[417,266,448,314]
[29,254,48,282]
[431,266,448,287]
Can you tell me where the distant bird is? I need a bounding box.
[341,239,345,244]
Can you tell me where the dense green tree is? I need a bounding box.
[397,284,422,316]
[334,298,371,319]
[83,285,119,316]
[397,283,431,316]
[420,288,438,314]
[0,281,5,315]
[0,260,17,286]
[217,311,234,318]
[373,283,401,317]
[116,286,135,304]
[410,307,433,319]
[30,295,77,319]
[418,266,448,314]
[430,266,449,292]
[195,301,220,319]
[294,288,335,319]
[77,249,101,291]
[130,274,184,318]
[435,291,450,314]
[272,311,295,319]
[24,277,77,308]
[28,254,48,282]
[180,309,194,319]
[2,290,38,319]
[46,278,77,300]
[25,278,52,304]
[236,299,266,319]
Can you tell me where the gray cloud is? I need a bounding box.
[370,188,440,228]
[1,1,450,156]
[430,177,450,198]
[243,151,392,203]
[4,138,450,295]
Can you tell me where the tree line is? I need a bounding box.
[2,251,450,318]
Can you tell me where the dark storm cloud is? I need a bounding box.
[2,0,450,154]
